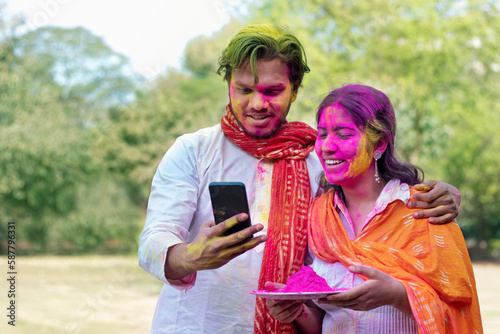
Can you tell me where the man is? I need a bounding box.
[138,24,461,334]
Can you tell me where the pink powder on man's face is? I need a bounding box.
[277,266,334,292]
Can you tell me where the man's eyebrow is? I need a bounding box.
[260,82,287,88]
[232,79,250,87]
[263,82,287,88]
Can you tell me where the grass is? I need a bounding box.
[1,255,162,334]
[474,261,500,333]
[1,256,499,333]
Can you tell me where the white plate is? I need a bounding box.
[251,289,349,300]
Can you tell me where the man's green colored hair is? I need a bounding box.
[217,24,310,93]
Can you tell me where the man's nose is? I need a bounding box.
[249,93,269,110]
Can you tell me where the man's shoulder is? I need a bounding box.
[179,123,222,140]
[163,123,222,158]
[173,123,224,147]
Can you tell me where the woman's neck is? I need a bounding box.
[342,178,388,236]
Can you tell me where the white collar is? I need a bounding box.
[333,179,411,233]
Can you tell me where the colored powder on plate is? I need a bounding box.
[277,266,334,293]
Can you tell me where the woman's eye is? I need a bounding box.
[337,132,352,140]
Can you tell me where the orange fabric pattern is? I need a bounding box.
[307,189,482,334]
[221,105,317,334]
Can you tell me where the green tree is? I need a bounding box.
[0,13,144,253]
[0,27,93,250]
[13,26,142,121]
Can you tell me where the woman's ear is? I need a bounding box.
[374,135,389,156]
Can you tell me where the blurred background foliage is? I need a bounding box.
[0,0,499,259]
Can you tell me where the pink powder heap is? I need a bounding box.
[277,266,334,293]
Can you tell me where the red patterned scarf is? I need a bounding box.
[221,104,317,333]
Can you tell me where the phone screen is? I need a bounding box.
[209,182,252,236]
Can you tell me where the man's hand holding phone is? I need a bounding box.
[191,213,267,263]
[163,183,267,280]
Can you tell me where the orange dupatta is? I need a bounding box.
[307,190,482,334]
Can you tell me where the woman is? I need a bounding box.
[266,84,482,333]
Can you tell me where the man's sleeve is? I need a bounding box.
[138,136,200,290]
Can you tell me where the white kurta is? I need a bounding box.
[138,123,323,334]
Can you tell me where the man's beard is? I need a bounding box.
[228,101,291,139]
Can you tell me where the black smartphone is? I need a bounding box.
[209,182,252,236]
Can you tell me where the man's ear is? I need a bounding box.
[291,80,301,103]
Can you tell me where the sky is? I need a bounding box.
[4,0,237,79]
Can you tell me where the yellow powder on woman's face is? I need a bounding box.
[345,133,373,179]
